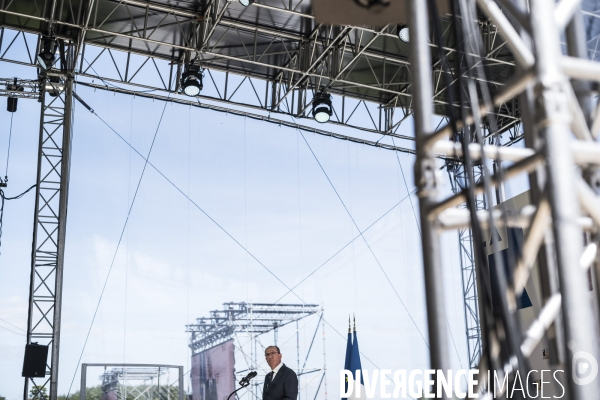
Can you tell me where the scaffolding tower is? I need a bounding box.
[81,364,184,400]
[186,302,325,400]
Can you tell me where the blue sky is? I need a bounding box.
[0,53,531,399]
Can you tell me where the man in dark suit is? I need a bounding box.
[262,346,298,400]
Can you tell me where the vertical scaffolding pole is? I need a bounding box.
[24,61,74,400]
[529,0,600,398]
[448,163,484,369]
[407,0,451,392]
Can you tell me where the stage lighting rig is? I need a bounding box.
[181,62,203,97]
[397,25,409,42]
[37,36,57,70]
[238,0,254,6]
[312,91,333,123]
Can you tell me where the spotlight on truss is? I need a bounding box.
[37,36,57,70]
[312,91,333,124]
[397,25,409,43]
[181,63,203,97]
[239,0,254,6]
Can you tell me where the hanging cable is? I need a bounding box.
[427,0,500,379]
[425,0,531,388]
[297,126,430,349]
[0,184,37,259]
[455,0,531,385]
[2,113,14,187]
[70,90,416,397]
[65,93,170,400]
[390,136,421,235]
[66,92,306,399]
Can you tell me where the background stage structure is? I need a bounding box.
[80,364,184,400]
[190,340,235,400]
[187,302,324,400]
[2,0,600,399]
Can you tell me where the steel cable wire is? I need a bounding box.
[4,112,14,183]
[70,89,420,398]
[65,95,170,399]
[296,124,430,349]
[0,184,37,259]
[454,1,532,394]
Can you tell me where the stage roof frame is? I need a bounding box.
[0,0,523,137]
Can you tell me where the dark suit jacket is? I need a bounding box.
[262,364,298,400]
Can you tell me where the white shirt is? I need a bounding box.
[271,362,284,381]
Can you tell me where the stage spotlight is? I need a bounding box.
[239,0,254,6]
[312,92,332,124]
[181,63,203,97]
[397,25,409,43]
[37,36,57,70]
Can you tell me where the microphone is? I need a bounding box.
[239,371,258,386]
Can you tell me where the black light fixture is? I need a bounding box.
[397,25,409,43]
[239,0,254,6]
[37,36,57,70]
[312,91,332,124]
[181,62,203,97]
[7,78,23,112]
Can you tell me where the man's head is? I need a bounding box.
[265,346,282,370]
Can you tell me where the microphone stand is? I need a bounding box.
[227,380,251,400]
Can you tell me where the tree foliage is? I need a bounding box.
[29,385,49,400]
[58,384,181,400]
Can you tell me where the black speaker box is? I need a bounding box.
[7,97,18,112]
[22,343,49,378]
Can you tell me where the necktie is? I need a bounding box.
[266,372,274,389]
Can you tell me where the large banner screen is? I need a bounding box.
[191,340,236,400]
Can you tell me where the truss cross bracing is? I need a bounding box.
[3,1,600,400]
[24,69,75,399]
[187,303,325,400]
[81,364,185,400]
[186,302,320,354]
[410,0,600,399]
[447,161,485,370]
[0,0,523,141]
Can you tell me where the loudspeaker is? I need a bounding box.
[7,97,18,112]
[22,343,49,378]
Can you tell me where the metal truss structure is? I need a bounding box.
[447,162,486,369]
[81,364,184,400]
[0,78,40,99]
[411,0,600,399]
[187,302,325,400]
[0,0,525,144]
[19,40,76,398]
[0,5,528,396]
[2,0,600,399]
[186,302,320,354]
